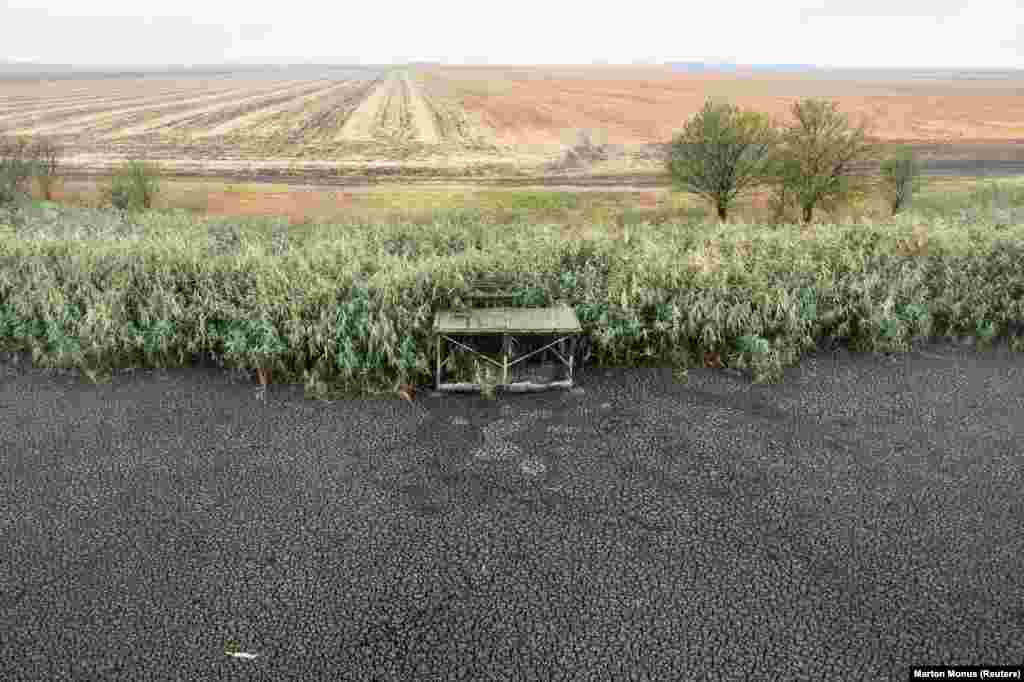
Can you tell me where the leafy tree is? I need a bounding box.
[880,146,924,216]
[666,99,777,222]
[765,99,878,224]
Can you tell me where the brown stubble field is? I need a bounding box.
[1,65,1022,192]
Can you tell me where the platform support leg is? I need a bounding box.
[502,333,510,386]
[435,336,442,390]
[568,335,577,382]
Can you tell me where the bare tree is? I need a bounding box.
[666,99,777,222]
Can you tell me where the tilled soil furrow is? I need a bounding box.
[395,74,414,143]
[0,88,96,103]
[268,80,380,143]
[416,72,500,147]
[195,81,353,138]
[0,83,243,129]
[166,80,334,135]
[20,83,275,136]
[101,81,317,138]
[403,73,441,144]
[378,74,404,141]
[0,88,184,115]
[0,85,135,106]
[337,75,394,142]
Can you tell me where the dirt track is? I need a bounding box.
[53,156,1024,190]
[51,136,1024,188]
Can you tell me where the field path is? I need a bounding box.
[402,73,440,144]
[337,75,394,141]
[17,83,272,136]
[195,81,352,138]
[103,80,323,138]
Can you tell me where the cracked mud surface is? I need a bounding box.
[0,338,1021,679]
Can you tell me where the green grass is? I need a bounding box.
[502,191,580,211]
[1,176,1022,401]
[911,178,1024,222]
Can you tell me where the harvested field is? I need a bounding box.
[426,66,1024,149]
[1,65,1022,185]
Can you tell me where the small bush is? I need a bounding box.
[105,161,161,211]
[30,137,62,201]
[550,130,609,170]
[880,146,923,216]
[0,134,37,207]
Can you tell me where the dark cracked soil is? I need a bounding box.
[0,338,1022,681]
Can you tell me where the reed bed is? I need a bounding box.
[1,185,1022,400]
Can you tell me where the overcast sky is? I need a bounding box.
[2,0,1021,69]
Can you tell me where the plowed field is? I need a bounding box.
[1,64,1022,184]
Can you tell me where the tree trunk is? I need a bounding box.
[802,204,814,224]
[717,204,728,222]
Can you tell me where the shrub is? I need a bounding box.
[30,137,62,201]
[551,129,609,170]
[105,160,161,211]
[880,146,924,216]
[0,134,37,207]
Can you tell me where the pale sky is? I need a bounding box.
[1,0,1021,69]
